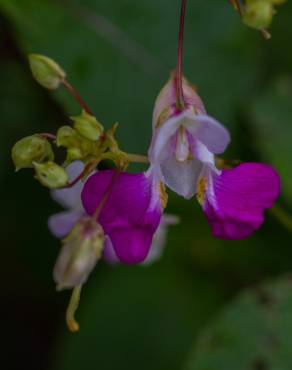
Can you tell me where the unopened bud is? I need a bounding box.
[53,217,104,290]
[71,110,103,141]
[243,0,274,30]
[34,161,69,188]
[12,135,54,171]
[29,54,66,90]
[56,126,93,163]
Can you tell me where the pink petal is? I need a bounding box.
[203,163,280,240]
[81,170,162,264]
[152,76,206,127]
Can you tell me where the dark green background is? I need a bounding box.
[1,1,292,370]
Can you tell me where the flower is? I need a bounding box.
[49,162,173,265]
[149,75,280,239]
[149,75,230,199]
[197,163,280,240]
[81,167,165,264]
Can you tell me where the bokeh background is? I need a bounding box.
[1,1,292,370]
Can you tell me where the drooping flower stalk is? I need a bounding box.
[62,79,93,115]
[176,0,187,110]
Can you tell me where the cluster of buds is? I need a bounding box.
[229,0,286,37]
[12,55,136,190]
[11,1,282,332]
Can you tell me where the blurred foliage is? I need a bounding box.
[185,275,292,370]
[0,0,292,370]
[251,77,292,206]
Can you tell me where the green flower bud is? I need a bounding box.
[56,126,94,164]
[243,0,274,30]
[71,110,103,141]
[12,135,54,171]
[54,217,104,290]
[33,161,69,188]
[29,54,66,90]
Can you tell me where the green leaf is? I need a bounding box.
[185,275,292,370]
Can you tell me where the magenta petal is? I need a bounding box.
[81,170,162,264]
[204,163,280,240]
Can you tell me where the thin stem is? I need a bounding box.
[176,0,187,110]
[65,162,95,188]
[126,153,149,164]
[229,0,243,17]
[66,285,82,332]
[63,79,93,115]
[40,133,56,141]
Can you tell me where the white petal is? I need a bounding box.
[160,156,203,199]
[185,113,230,154]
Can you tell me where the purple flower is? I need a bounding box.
[149,76,280,239]
[149,76,230,199]
[81,167,165,264]
[197,163,280,240]
[49,162,177,265]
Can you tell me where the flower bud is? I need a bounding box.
[12,135,54,171]
[243,0,274,30]
[34,161,69,188]
[53,217,104,290]
[56,126,93,164]
[29,54,66,90]
[71,110,104,141]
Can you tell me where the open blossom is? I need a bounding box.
[81,167,165,264]
[149,75,280,239]
[149,75,230,199]
[49,162,176,265]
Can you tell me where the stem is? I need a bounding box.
[64,162,95,188]
[40,133,56,141]
[126,153,149,164]
[229,0,243,17]
[63,79,93,115]
[176,0,187,110]
[270,204,292,234]
[66,285,82,333]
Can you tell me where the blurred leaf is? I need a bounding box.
[251,77,292,205]
[185,275,292,370]
[53,263,225,370]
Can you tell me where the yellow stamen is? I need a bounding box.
[159,182,168,209]
[196,176,207,205]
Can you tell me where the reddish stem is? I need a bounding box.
[65,162,94,188]
[176,0,187,110]
[40,133,56,140]
[62,79,93,115]
[229,0,243,17]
